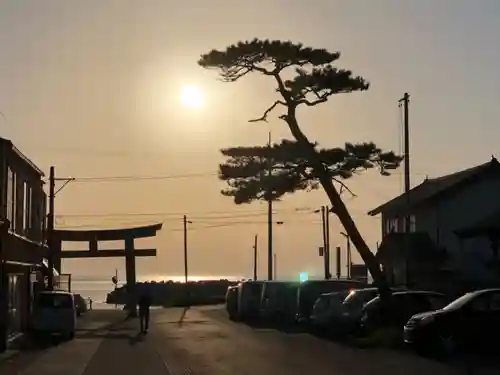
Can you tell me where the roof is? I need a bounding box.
[0,137,45,177]
[368,157,500,216]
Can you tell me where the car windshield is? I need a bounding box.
[36,293,73,309]
[245,283,261,297]
[343,289,378,309]
[442,292,477,311]
[314,295,330,309]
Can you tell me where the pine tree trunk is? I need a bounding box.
[285,114,391,297]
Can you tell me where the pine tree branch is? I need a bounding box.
[248,100,287,123]
[333,177,357,197]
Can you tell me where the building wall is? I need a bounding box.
[0,139,47,350]
[381,174,500,281]
[1,140,46,248]
[414,174,500,259]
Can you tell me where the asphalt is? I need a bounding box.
[1,306,496,375]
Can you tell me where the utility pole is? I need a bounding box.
[183,215,191,283]
[267,132,273,280]
[273,253,277,280]
[253,234,258,280]
[325,205,331,279]
[47,166,56,290]
[341,232,351,278]
[321,206,328,279]
[336,246,341,279]
[400,92,411,228]
[46,166,74,291]
[399,92,411,286]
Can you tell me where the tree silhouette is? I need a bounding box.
[199,39,398,295]
[219,139,401,204]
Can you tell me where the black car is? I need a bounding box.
[295,279,366,324]
[359,291,448,336]
[404,288,500,356]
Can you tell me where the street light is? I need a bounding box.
[340,231,351,279]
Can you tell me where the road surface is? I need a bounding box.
[153,306,463,375]
[1,306,492,375]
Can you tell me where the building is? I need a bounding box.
[368,157,500,289]
[0,138,47,351]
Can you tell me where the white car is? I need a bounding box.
[30,290,77,339]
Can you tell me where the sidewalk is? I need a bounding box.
[0,309,132,375]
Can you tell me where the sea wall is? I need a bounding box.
[106,279,239,306]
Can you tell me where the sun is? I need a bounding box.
[180,85,205,110]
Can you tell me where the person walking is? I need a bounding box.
[138,291,152,334]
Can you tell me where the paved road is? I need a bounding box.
[152,306,465,375]
[2,307,494,375]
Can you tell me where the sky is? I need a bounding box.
[1,0,499,281]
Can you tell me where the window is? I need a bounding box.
[36,293,74,309]
[427,294,448,310]
[489,293,500,311]
[22,182,28,234]
[468,295,489,313]
[386,218,399,233]
[22,182,32,235]
[6,166,13,225]
[11,171,17,231]
[402,215,417,232]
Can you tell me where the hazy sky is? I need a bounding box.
[1,0,499,280]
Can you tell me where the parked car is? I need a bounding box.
[309,290,350,330]
[30,290,77,340]
[225,285,239,320]
[317,287,407,335]
[358,291,448,338]
[404,288,500,356]
[237,281,265,320]
[295,279,366,324]
[260,281,300,323]
[73,293,88,316]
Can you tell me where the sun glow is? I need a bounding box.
[180,85,205,110]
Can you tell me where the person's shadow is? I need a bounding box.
[128,332,144,346]
[177,306,190,327]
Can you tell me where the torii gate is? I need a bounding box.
[52,223,162,316]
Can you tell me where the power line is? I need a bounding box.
[43,170,431,185]
[55,207,312,219]
[54,215,326,230]
[56,172,217,183]
[57,213,271,222]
